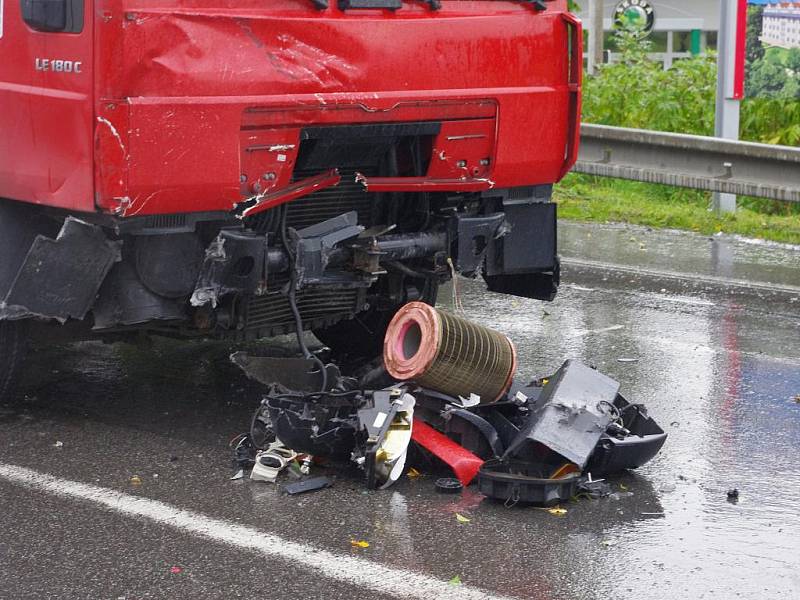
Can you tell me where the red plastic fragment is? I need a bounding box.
[411,419,484,486]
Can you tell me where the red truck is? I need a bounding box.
[0,0,581,399]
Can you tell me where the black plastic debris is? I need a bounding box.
[262,386,363,460]
[232,352,342,393]
[230,433,257,470]
[504,360,618,469]
[435,477,463,494]
[358,389,402,487]
[230,323,667,500]
[585,394,667,474]
[477,459,581,506]
[284,476,333,495]
[577,478,612,499]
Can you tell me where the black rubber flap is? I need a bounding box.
[4,217,119,320]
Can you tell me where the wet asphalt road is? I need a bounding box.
[1,222,800,600]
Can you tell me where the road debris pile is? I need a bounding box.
[232,302,666,505]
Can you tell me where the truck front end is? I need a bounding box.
[1,0,580,365]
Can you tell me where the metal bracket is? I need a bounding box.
[451,212,506,276]
[292,211,366,288]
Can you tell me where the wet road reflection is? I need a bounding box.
[1,229,799,599]
[437,271,800,599]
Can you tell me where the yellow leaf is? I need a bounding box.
[350,540,370,548]
[619,483,628,491]
[547,506,567,516]
[407,467,422,479]
[455,513,471,524]
[129,475,142,486]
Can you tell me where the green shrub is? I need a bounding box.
[583,31,800,146]
[576,32,800,219]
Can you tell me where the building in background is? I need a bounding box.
[578,0,720,69]
[760,2,800,48]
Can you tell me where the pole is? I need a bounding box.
[588,0,604,75]
[690,29,702,56]
[713,0,745,214]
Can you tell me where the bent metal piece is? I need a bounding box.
[383,301,517,403]
[236,169,341,218]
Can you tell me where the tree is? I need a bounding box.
[746,7,765,64]
[786,48,800,74]
[746,59,789,98]
[779,75,800,99]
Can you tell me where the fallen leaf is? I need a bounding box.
[170,566,183,574]
[406,467,422,479]
[129,475,142,486]
[448,575,462,586]
[350,540,370,548]
[619,483,628,491]
[455,513,471,524]
[547,506,567,516]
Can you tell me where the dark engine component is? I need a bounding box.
[134,233,205,298]
[263,388,363,460]
[241,286,366,340]
[92,261,186,328]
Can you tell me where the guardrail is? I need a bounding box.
[574,124,800,203]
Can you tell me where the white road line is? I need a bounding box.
[0,463,516,600]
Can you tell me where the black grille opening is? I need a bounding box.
[286,168,376,231]
[240,287,364,339]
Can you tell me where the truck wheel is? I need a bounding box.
[0,320,26,403]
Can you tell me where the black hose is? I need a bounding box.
[279,204,329,393]
[384,260,438,279]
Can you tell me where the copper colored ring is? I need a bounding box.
[383,301,441,380]
[496,335,518,402]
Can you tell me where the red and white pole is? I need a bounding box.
[713,0,748,213]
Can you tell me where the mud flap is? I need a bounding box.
[482,193,559,301]
[1,217,120,321]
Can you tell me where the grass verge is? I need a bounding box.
[554,174,800,246]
